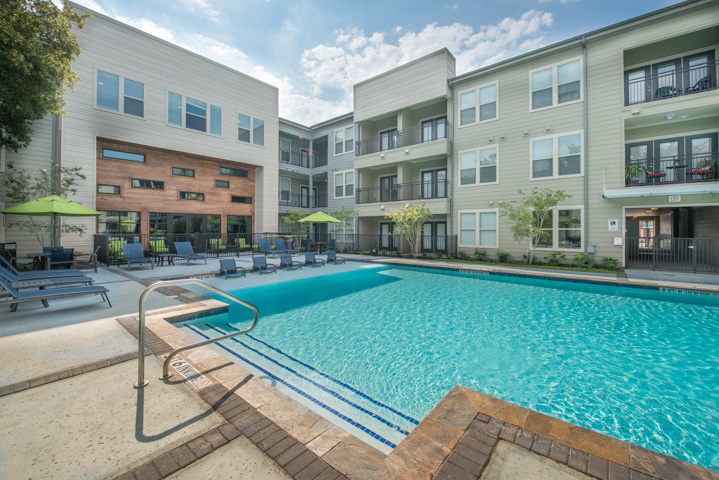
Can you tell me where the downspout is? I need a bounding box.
[449,80,455,255]
[582,36,589,254]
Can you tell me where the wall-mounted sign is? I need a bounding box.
[608,219,618,231]
[614,237,623,246]
[668,195,681,203]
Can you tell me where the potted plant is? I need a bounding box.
[625,161,646,183]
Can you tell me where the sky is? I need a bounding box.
[63,0,685,126]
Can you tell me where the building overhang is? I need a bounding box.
[603,183,719,199]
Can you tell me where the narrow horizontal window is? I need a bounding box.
[215,179,229,188]
[220,167,248,177]
[131,178,164,189]
[180,191,204,200]
[172,167,195,177]
[102,149,145,163]
[231,196,252,204]
[97,184,120,195]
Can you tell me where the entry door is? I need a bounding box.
[652,59,682,98]
[380,175,398,202]
[686,133,718,178]
[300,186,310,208]
[422,222,447,252]
[380,222,394,250]
[380,128,398,151]
[654,138,684,183]
[422,169,447,199]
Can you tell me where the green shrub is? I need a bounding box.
[573,252,592,267]
[497,250,511,262]
[474,248,486,261]
[599,256,619,270]
[402,252,413,258]
[457,250,470,260]
[545,251,566,266]
[391,251,401,257]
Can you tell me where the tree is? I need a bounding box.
[1,162,87,246]
[0,1,90,152]
[500,188,571,265]
[383,204,432,257]
[327,206,357,249]
[282,210,310,236]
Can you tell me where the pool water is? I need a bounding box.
[180,266,719,468]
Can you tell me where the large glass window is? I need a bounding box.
[532,139,554,178]
[97,71,144,117]
[97,71,120,111]
[557,60,581,103]
[558,134,581,175]
[535,208,582,250]
[459,213,476,246]
[479,212,497,247]
[531,133,583,179]
[98,211,141,235]
[207,214,221,234]
[460,147,498,185]
[459,90,476,126]
[459,211,497,247]
[421,116,447,142]
[479,147,497,184]
[253,118,264,146]
[168,92,220,134]
[531,58,582,110]
[460,151,476,185]
[168,92,182,126]
[237,113,264,145]
[123,79,144,117]
[479,84,497,121]
[334,170,354,198]
[334,126,354,154]
[210,105,222,136]
[227,215,252,235]
[237,114,251,143]
[532,68,553,109]
[459,83,497,126]
[185,98,207,132]
[149,212,167,234]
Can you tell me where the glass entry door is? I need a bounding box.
[654,138,683,182]
[380,222,395,250]
[421,169,446,199]
[380,175,398,202]
[422,222,446,252]
[301,186,310,208]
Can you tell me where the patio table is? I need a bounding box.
[26,253,51,270]
[154,253,175,266]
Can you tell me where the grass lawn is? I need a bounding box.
[426,257,623,275]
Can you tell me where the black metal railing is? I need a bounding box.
[278,193,328,208]
[625,151,718,186]
[356,180,449,204]
[625,236,719,273]
[625,60,718,106]
[356,119,449,156]
[278,149,322,168]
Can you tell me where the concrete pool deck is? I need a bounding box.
[1,254,718,479]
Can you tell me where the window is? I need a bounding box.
[458,210,498,247]
[334,170,354,198]
[98,211,140,235]
[102,149,145,163]
[97,184,120,195]
[231,196,252,204]
[379,128,398,151]
[96,70,144,117]
[131,179,164,189]
[531,132,582,179]
[535,208,583,250]
[253,118,264,146]
[167,92,221,135]
[220,167,248,177]
[215,180,229,188]
[530,58,582,110]
[227,215,252,235]
[238,114,250,142]
[207,215,221,234]
[334,126,354,155]
[237,113,264,145]
[149,212,167,234]
[459,147,498,185]
[172,167,195,177]
[421,116,447,142]
[459,82,497,126]
[280,177,290,201]
[180,191,204,201]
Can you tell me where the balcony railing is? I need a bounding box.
[625,60,718,106]
[356,180,449,204]
[278,149,327,168]
[278,192,328,208]
[356,119,449,156]
[625,151,718,186]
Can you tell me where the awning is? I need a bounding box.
[603,183,719,199]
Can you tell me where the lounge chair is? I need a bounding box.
[275,238,298,255]
[0,275,111,312]
[174,242,207,265]
[122,244,154,270]
[0,255,84,278]
[0,265,94,289]
[258,238,281,257]
[304,252,325,267]
[219,259,247,279]
[279,254,303,271]
[252,256,277,274]
[326,250,346,265]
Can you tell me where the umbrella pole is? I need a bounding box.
[51,213,57,247]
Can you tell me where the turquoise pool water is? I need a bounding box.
[181,266,719,468]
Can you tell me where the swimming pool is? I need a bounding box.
[179,265,719,469]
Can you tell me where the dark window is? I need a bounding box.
[98,211,140,235]
[220,167,248,177]
[172,167,195,177]
[131,178,164,189]
[180,191,204,201]
[231,196,252,204]
[215,179,229,188]
[102,148,145,163]
[149,212,168,234]
[227,215,252,234]
[207,214,221,233]
[97,184,120,195]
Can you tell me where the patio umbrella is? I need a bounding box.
[298,211,340,224]
[0,195,101,246]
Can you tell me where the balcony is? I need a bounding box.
[356,120,449,156]
[278,149,327,168]
[278,192,328,208]
[356,180,449,204]
[625,151,718,187]
[624,59,717,106]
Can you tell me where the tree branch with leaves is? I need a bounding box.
[383,204,432,257]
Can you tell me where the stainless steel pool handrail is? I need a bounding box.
[134,279,259,389]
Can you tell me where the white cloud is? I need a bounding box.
[178,0,221,23]
[65,0,109,15]
[538,0,578,4]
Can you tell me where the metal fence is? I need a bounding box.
[625,237,719,273]
[356,180,449,204]
[625,59,717,106]
[355,119,449,156]
[278,193,329,208]
[625,152,718,186]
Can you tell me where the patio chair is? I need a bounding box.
[122,244,154,271]
[209,238,227,253]
[275,238,298,255]
[0,255,85,278]
[0,274,111,312]
[326,250,346,265]
[49,248,76,270]
[0,265,94,289]
[302,239,312,252]
[258,238,281,257]
[149,238,170,254]
[279,254,303,271]
[74,245,101,273]
[219,259,247,279]
[304,252,326,268]
[252,255,278,274]
[328,239,336,251]
[174,242,207,265]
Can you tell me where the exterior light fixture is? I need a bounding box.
[665,114,675,120]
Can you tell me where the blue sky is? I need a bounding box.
[67,0,685,125]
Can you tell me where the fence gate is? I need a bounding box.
[625,237,719,273]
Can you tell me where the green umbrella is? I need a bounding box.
[0,195,101,246]
[298,211,341,223]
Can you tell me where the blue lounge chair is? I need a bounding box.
[326,250,346,265]
[279,254,303,271]
[258,238,281,257]
[0,265,94,289]
[302,239,313,252]
[328,239,336,251]
[0,255,84,279]
[219,259,247,279]
[174,242,207,265]
[304,252,325,268]
[252,256,277,274]
[122,244,154,270]
[0,275,111,312]
[275,238,298,255]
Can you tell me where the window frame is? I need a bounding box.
[457,145,500,187]
[458,81,499,128]
[97,184,121,195]
[533,206,584,252]
[179,191,205,201]
[102,148,146,163]
[334,126,354,155]
[215,179,230,188]
[165,91,222,136]
[172,167,195,178]
[95,69,145,119]
[419,115,448,142]
[334,169,355,199]
[231,196,253,204]
[528,57,583,112]
[131,178,164,190]
[529,131,584,181]
[236,112,265,147]
[219,166,249,178]
[457,209,499,248]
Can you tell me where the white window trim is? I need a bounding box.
[334,126,354,156]
[529,130,584,181]
[528,56,583,112]
[235,110,265,147]
[164,90,222,137]
[457,81,499,128]
[533,205,584,252]
[334,169,355,199]
[457,209,499,249]
[457,145,500,187]
[94,69,147,120]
